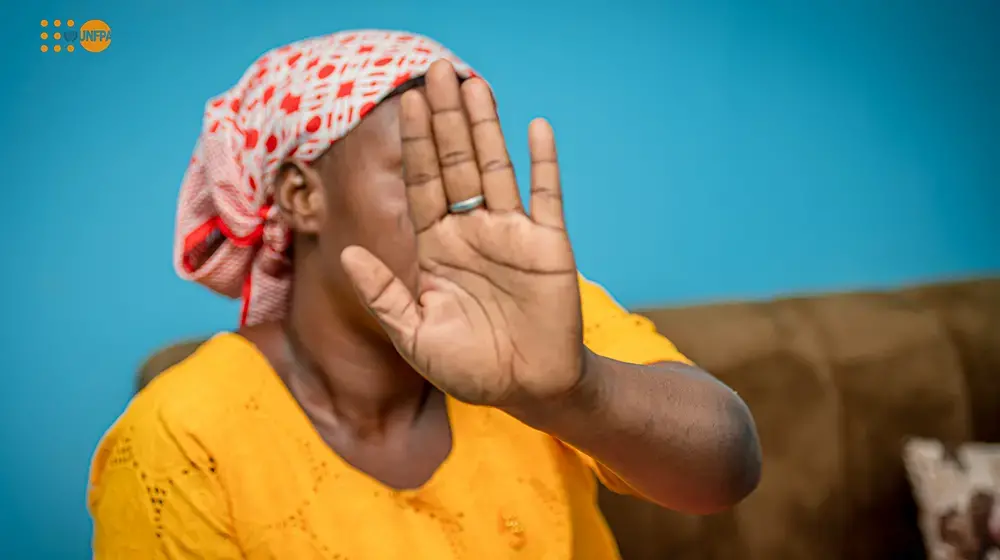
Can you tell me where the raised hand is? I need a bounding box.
[340,60,583,407]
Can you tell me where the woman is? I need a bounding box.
[90,30,761,559]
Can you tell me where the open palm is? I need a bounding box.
[340,60,584,407]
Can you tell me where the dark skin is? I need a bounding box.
[233,61,760,513]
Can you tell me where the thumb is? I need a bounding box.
[340,245,421,351]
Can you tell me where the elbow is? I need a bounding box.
[699,393,763,514]
[726,391,763,499]
[640,384,763,515]
[671,389,762,516]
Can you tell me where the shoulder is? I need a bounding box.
[88,336,254,553]
[577,272,650,330]
[91,334,270,480]
[135,333,269,427]
[577,272,627,321]
[576,272,692,365]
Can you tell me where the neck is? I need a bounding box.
[284,265,430,436]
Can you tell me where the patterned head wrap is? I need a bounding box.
[174,30,477,326]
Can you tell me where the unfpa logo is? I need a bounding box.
[40,19,111,53]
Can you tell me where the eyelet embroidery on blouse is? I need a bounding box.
[106,425,224,541]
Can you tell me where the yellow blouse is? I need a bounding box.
[89,276,689,559]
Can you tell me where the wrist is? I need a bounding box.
[502,346,607,429]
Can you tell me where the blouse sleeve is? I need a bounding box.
[578,273,692,366]
[575,273,692,494]
[88,399,243,559]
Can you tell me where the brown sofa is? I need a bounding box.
[600,277,1000,560]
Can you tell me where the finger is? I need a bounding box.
[400,90,447,233]
[425,60,483,208]
[340,245,421,353]
[527,119,565,229]
[462,78,522,213]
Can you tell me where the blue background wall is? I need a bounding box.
[1,0,998,557]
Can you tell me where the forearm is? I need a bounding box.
[505,348,762,514]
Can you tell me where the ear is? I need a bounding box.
[275,158,325,234]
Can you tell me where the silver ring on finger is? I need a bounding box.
[448,195,485,214]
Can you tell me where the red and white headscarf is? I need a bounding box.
[174,30,477,326]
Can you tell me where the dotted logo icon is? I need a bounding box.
[40,19,111,53]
